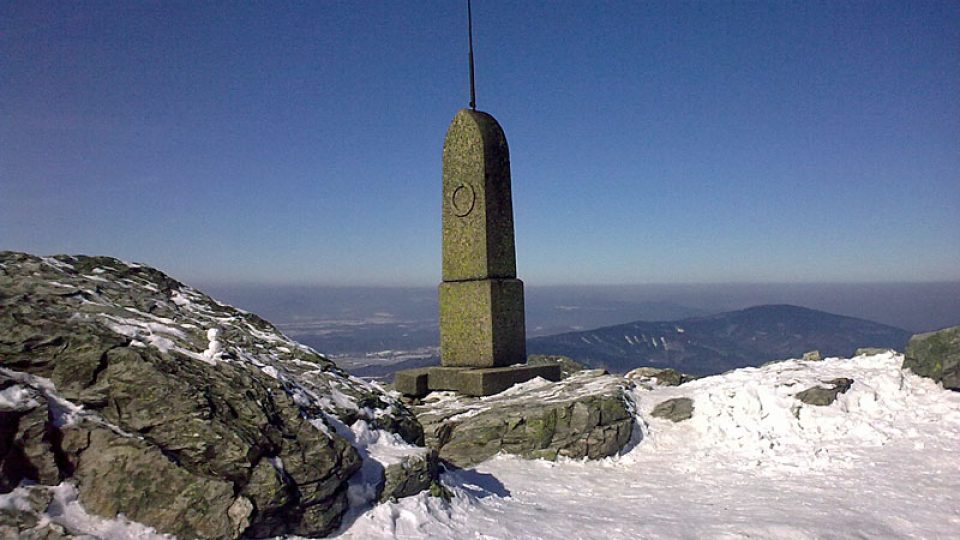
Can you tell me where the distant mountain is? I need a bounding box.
[527,304,912,376]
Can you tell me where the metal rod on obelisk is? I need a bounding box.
[467,0,477,110]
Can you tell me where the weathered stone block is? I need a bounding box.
[455,364,562,396]
[439,279,526,368]
[425,367,469,391]
[394,365,562,398]
[393,368,429,397]
[441,109,517,282]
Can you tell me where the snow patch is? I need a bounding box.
[351,420,424,467]
[337,353,960,539]
[41,256,74,272]
[0,384,41,410]
[203,327,223,361]
[101,314,215,365]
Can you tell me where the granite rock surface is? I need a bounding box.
[0,252,423,538]
[902,326,960,391]
[415,372,636,467]
[650,397,695,422]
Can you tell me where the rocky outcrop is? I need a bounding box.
[0,252,425,537]
[650,397,694,422]
[794,378,854,406]
[416,372,635,467]
[0,381,59,492]
[902,326,960,391]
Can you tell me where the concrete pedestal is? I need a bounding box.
[395,364,562,398]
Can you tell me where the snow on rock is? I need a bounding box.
[0,252,428,538]
[415,371,637,467]
[203,326,223,360]
[0,383,40,411]
[2,252,421,442]
[351,419,426,468]
[324,417,437,514]
[337,352,960,539]
[632,351,960,472]
[0,483,172,539]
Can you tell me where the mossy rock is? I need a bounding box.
[0,251,430,538]
[902,326,960,391]
[416,372,635,467]
[626,367,696,386]
[650,397,694,422]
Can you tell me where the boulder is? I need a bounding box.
[0,252,427,537]
[63,419,255,539]
[380,449,439,502]
[527,354,586,377]
[625,367,695,386]
[902,326,960,391]
[794,378,854,406]
[650,397,694,422]
[416,372,635,467]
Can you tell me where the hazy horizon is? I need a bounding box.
[202,280,960,335]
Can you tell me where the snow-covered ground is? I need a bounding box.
[336,352,960,539]
[6,351,958,538]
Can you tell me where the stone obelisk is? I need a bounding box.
[393,1,560,397]
[393,109,560,397]
[439,109,526,367]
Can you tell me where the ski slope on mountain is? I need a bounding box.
[337,351,960,539]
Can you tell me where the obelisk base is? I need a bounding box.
[395,364,562,398]
[439,278,526,368]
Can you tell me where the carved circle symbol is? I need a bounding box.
[451,184,476,217]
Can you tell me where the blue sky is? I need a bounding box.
[2,1,957,286]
